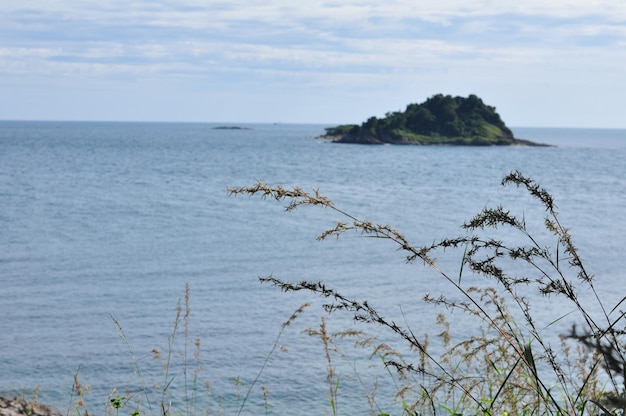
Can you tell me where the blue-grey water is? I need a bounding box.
[1,122,625,415]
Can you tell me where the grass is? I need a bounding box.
[228,171,626,415]
[17,171,624,415]
[62,285,313,416]
[389,128,511,145]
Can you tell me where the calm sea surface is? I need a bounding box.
[1,122,625,414]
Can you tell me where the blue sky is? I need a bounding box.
[2,1,626,127]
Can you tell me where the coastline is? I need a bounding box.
[0,396,63,416]
[319,133,552,146]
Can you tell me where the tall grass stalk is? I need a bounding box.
[110,283,196,416]
[106,285,311,416]
[236,303,310,416]
[229,171,626,415]
[183,284,191,416]
[111,315,154,415]
[161,297,181,416]
[305,317,339,415]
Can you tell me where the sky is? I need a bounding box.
[2,1,626,127]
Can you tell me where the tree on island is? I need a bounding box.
[324,94,545,146]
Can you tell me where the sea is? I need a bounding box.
[1,121,625,415]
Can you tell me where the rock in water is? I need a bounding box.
[0,396,63,416]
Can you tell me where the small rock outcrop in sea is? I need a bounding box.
[0,396,62,416]
[321,94,549,146]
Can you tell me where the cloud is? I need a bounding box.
[2,1,626,125]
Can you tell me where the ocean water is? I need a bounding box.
[1,121,625,415]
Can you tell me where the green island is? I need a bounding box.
[322,94,548,146]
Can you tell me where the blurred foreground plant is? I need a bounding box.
[106,283,309,416]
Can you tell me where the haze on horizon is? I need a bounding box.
[2,1,626,128]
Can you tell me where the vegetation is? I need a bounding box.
[18,172,625,415]
[61,285,311,416]
[229,171,626,415]
[323,94,546,145]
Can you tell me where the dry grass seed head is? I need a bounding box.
[282,303,310,327]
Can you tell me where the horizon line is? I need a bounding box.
[1,119,626,130]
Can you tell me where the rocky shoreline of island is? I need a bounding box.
[320,131,550,146]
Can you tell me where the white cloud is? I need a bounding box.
[2,1,626,125]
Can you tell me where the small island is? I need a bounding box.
[212,126,251,130]
[322,94,548,146]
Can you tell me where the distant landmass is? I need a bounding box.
[322,94,548,146]
[212,126,251,130]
